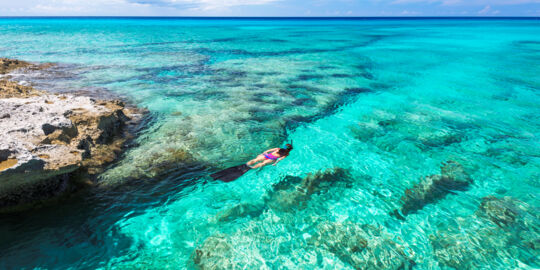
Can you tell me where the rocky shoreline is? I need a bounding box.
[0,58,144,212]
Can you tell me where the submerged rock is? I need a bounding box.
[264,168,353,212]
[309,221,416,269]
[477,196,521,228]
[430,195,539,269]
[190,234,267,270]
[350,109,465,153]
[212,168,354,223]
[214,202,266,222]
[0,58,31,75]
[0,58,143,212]
[191,235,235,270]
[476,196,540,254]
[392,161,473,219]
[431,220,510,269]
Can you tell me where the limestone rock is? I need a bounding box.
[0,58,31,74]
[0,58,143,211]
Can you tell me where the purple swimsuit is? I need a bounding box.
[264,153,279,160]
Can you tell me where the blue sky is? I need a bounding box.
[0,0,539,16]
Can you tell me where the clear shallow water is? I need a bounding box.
[0,18,539,269]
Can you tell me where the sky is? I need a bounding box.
[0,0,539,17]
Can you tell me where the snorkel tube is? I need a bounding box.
[285,140,293,151]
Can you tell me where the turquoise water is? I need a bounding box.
[0,18,539,269]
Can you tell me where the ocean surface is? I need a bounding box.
[0,18,539,269]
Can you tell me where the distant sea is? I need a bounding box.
[0,17,538,269]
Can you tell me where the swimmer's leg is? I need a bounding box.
[247,155,265,166]
[251,159,273,169]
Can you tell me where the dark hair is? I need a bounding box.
[278,144,293,156]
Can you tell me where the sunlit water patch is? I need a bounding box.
[0,18,538,269]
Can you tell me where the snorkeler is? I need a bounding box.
[210,143,293,182]
[246,144,294,169]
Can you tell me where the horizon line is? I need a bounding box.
[1,16,539,19]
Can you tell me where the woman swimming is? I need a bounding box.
[247,144,293,169]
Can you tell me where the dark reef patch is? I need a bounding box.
[360,71,375,80]
[284,87,374,130]
[255,71,281,76]
[291,98,317,106]
[309,221,416,269]
[431,195,539,269]
[331,73,354,78]
[194,45,363,57]
[369,82,392,90]
[210,37,240,42]
[287,84,328,94]
[264,168,353,212]
[391,161,473,220]
[297,74,325,81]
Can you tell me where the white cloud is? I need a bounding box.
[0,0,282,15]
[126,0,281,11]
[391,0,540,5]
[401,9,421,15]
[478,5,490,14]
[391,0,460,4]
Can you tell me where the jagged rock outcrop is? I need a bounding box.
[0,58,142,211]
[392,161,473,219]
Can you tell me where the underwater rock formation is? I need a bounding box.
[430,220,509,269]
[191,235,235,270]
[190,234,267,270]
[264,168,353,212]
[309,221,416,269]
[349,109,465,152]
[477,196,521,228]
[477,196,540,253]
[211,168,353,223]
[431,196,539,269]
[392,161,473,219]
[214,202,266,222]
[0,58,143,211]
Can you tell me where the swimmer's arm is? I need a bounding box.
[263,148,279,154]
[273,157,285,166]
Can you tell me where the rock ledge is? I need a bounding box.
[0,58,143,212]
